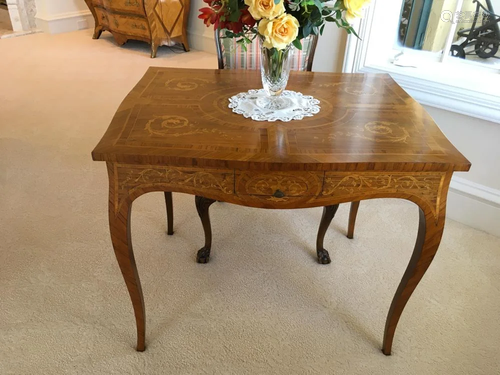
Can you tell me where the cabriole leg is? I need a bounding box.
[195,196,216,264]
[108,164,145,351]
[151,41,159,58]
[316,204,339,264]
[382,206,446,355]
[93,25,103,39]
[347,201,360,239]
[181,34,190,52]
[164,192,174,235]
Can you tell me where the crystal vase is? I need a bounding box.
[258,38,293,110]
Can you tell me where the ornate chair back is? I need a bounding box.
[214,29,319,71]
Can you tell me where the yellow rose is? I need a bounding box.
[258,14,300,50]
[343,0,370,23]
[244,0,285,21]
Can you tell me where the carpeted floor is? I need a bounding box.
[1,30,499,374]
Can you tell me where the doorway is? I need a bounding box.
[0,0,37,38]
[0,0,13,37]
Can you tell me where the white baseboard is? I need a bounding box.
[187,29,216,54]
[36,10,93,34]
[447,176,500,237]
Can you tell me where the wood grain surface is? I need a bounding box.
[85,0,190,57]
[93,67,471,355]
[92,68,470,171]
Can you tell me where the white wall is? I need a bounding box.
[35,0,92,33]
[426,108,500,190]
[424,107,500,237]
[187,0,216,53]
[311,23,347,72]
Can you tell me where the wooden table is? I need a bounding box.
[92,67,470,355]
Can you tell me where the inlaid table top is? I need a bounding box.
[92,67,470,172]
[92,67,470,356]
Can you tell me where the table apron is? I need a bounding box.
[110,163,449,216]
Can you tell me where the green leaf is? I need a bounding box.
[313,0,323,10]
[228,12,240,22]
[349,27,360,39]
[303,22,312,38]
[320,24,325,34]
[334,0,344,10]
[292,38,303,50]
[228,0,240,22]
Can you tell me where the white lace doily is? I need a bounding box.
[228,89,320,122]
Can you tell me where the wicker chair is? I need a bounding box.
[165,30,360,264]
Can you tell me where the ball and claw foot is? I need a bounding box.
[196,247,211,264]
[317,248,331,264]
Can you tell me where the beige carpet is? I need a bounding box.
[1,30,499,374]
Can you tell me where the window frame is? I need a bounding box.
[342,0,500,123]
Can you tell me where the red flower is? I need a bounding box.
[240,8,256,28]
[198,4,256,32]
[198,5,222,27]
[222,21,244,33]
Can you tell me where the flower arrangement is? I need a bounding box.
[199,0,370,51]
[199,0,370,106]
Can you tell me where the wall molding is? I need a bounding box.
[35,9,92,34]
[187,29,215,55]
[354,64,500,124]
[450,176,500,208]
[448,176,500,237]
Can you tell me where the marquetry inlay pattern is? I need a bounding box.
[92,68,471,172]
[85,0,191,57]
[112,164,234,213]
[93,68,471,355]
[236,171,323,197]
[322,172,445,219]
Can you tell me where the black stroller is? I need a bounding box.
[450,0,500,59]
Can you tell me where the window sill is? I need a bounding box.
[356,60,500,124]
[342,0,500,124]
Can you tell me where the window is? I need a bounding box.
[343,0,500,123]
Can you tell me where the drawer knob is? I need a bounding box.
[273,189,285,198]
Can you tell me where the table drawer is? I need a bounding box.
[235,172,323,198]
[95,7,111,28]
[101,0,145,16]
[118,165,235,196]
